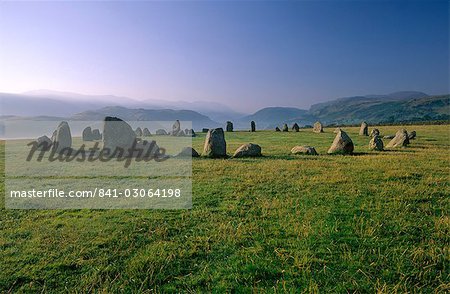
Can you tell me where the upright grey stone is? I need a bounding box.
[135,127,143,137]
[275,127,281,132]
[369,135,384,151]
[408,131,416,140]
[250,121,256,132]
[292,123,300,132]
[156,129,168,135]
[226,121,234,132]
[143,128,151,137]
[36,135,52,151]
[327,129,354,154]
[370,128,380,137]
[282,124,289,132]
[172,120,181,136]
[202,128,227,158]
[359,122,369,136]
[92,129,102,140]
[52,121,72,153]
[82,127,93,141]
[102,117,136,155]
[313,121,323,133]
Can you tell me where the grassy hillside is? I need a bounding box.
[1,124,449,292]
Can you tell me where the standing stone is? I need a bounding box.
[369,135,384,151]
[92,129,102,140]
[172,120,181,136]
[275,127,281,132]
[250,121,256,132]
[313,121,324,133]
[233,143,262,158]
[36,135,52,151]
[202,128,209,133]
[202,128,227,158]
[370,128,380,137]
[333,128,341,134]
[102,117,136,154]
[52,121,72,153]
[359,122,369,136]
[282,124,289,132]
[291,146,318,155]
[156,129,168,135]
[292,123,300,132]
[143,128,151,137]
[327,129,354,154]
[82,126,93,141]
[408,131,416,140]
[189,129,196,137]
[51,130,57,142]
[135,127,143,137]
[386,129,410,148]
[226,121,234,132]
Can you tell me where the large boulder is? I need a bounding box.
[135,127,143,137]
[233,143,262,158]
[313,121,323,133]
[369,135,384,151]
[386,129,410,148]
[359,122,369,136]
[202,128,227,158]
[408,131,416,140]
[282,124,289,132]
[327,129,354,154]
[36,135,52,151]
[275,127,281,132]
[291,145,318,155]
[52,121,72,153]
[143,128,151,137]
[102,117,136,155]
[177,147,200,158]
[156,129,168,135]
[292,123,300,132]
[82,126,94,141]
[370,128,380,137]
[226,121,233,132]
[172,120,181,136]
[250,121,256,132]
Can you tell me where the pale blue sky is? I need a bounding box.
[0,1,448,111]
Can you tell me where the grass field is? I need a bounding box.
[1,124,449,292]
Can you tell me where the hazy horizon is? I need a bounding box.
[0,1,448,113]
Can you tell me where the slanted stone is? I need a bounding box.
[275,127,281,132]
[282,124,289,132]
[370,128,380,137]
[408,131,416,140]
[327,129,354,154]
[233,143,262,158]
[135,127,143,137]
[226,121,233,132]
[189,129,196,137]
[313,121,323,133]
[292,123,300,132]
[172,120,181,136]
[143,128,151,137]
[386,129,410,148]
[291,145,318,155]
[250,121,256,132]
[202,128,227,158]
[177,147,200,158]
[155,129,168,135]
[369,135,384,151]
[359,122,369,136]
[52,121,72,153]
[102,117,136,155]
[82,127,94,141]
[36,135,52,151]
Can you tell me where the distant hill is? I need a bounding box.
[309,92,449,124]
[71,106,220,130]
[238,107,317,129]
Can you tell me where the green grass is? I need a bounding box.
[1,125,449,292]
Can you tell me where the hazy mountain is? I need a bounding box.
[71,106,220,130]
[238,107,317,129]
